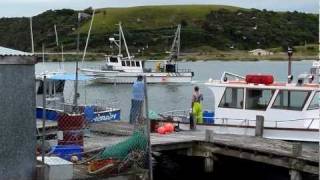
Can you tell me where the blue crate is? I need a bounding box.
[203,111,215,124]
[52,145,83,161]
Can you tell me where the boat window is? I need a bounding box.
[308,92,319,110]
[121,61,126,66]
[126,61,130,66]
[246,89,274,110]
[272,90,310,111]
[131,61,135,67]
[110,57,118,63]
[219,87,244,109]
[136,61,140,67]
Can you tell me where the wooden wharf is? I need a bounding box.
[71,121,318,180]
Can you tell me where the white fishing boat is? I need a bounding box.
[160,62,319,142]
[80,23,194,83]
[203,68,319,142]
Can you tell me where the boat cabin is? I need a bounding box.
[104,55,143,73]
[206,73,319,129]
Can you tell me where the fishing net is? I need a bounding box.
[97,130,148,161]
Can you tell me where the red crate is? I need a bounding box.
[58,113,85,131]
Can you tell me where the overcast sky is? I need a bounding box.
[1,0,318,17]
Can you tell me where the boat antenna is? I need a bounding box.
[30,17,34,53]
[169,24,181,62]
[81,9,95,66]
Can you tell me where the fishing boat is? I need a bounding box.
[80,23,194,84]
[160,62,319,142]
[36,73,121,123]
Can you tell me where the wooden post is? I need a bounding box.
[255,116,264,137]
[290,143,302,180]
[292,143,302,157]
[204,157,214,173]
[205,129,213,142]
[289,170,302,180]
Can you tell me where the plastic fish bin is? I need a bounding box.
[52,145,83,161]
[203,111,215,124]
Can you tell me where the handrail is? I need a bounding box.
[159,110,319,129]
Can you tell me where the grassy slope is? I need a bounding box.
[81,5,242,33]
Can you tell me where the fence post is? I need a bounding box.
[255,115,264,137]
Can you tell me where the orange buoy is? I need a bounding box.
[164,123,174,133]
[157,126,166,134]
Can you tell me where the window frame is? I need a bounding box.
[307,91,319,110]
[121,61,126,66]
[109,57,118,63]
[271,90,311,111]
[245,88,275,111]
[126,61,131,66]
[218,87,244,109]
[136,61,140,67]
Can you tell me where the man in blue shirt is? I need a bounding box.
[129,75,145,124]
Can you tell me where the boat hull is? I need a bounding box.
[81,69,193,84]
[36,107,121,122]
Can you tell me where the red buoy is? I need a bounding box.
[245,74,274,85]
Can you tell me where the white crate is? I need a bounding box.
[37,156,73,180]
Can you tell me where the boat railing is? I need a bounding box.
[220,71,245,82]
[176,68,193,73]
[158,110,319,129]
[44,99,119,114]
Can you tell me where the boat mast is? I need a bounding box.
[118,22,122,56]
[119,23,131,60]
[169,24,181,61]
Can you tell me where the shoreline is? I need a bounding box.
[44,52,318,62]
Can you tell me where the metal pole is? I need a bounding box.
[76,13,80,53]
[74,12,80,110]
[287,47,293,83]
[30,17,34,53]
[143,76,153,180]
[42,75,47,164]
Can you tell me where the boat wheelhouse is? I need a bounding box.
[204,71,319,142]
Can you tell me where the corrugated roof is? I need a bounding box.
[0,46,33,56]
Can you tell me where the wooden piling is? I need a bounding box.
[290,170,302,180]
[204,157,214,173]
[255,116,264,137]
[290,143,302,180]
[292,143,302,157]
[205,129,213,142]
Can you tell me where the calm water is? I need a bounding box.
[36,60,314,120]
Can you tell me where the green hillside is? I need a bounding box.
[0,5,317,60]
[81,5,242,33]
